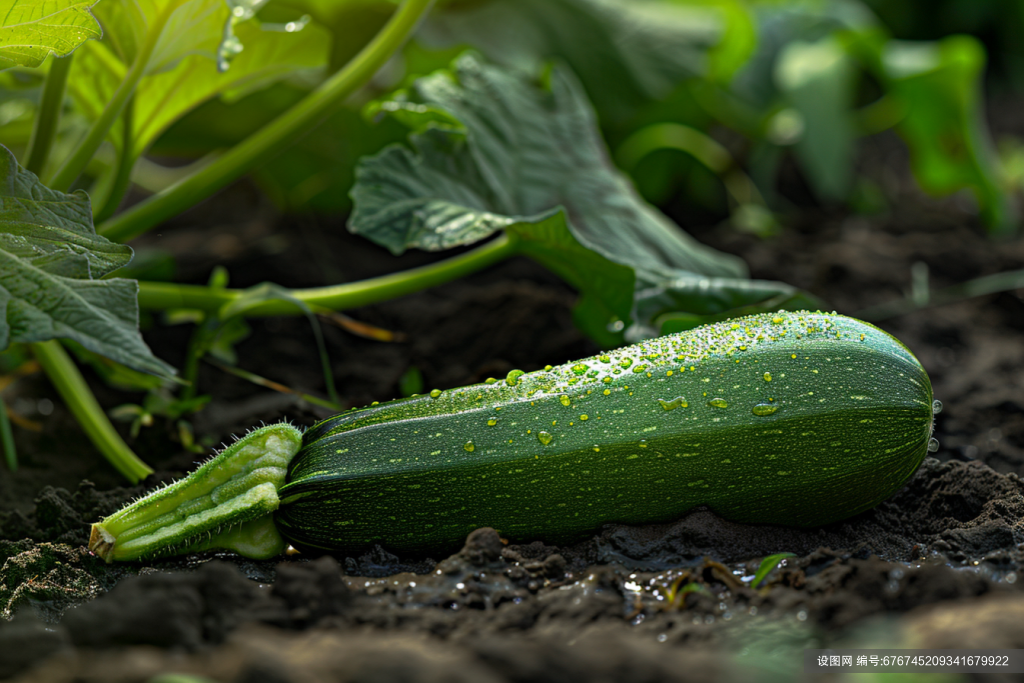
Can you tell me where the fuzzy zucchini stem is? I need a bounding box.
[89,423,303,562]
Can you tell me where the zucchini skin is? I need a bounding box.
[275,311,933,554]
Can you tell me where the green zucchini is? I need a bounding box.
[90,311,935,561]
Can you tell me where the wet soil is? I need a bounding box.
[3,131,1024,682]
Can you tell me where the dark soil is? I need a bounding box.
[3,130,1024,682]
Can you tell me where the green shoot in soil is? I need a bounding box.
[752,553,797,589]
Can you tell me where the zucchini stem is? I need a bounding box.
[89,423,303,562]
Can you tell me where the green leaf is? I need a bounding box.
[65,338,166,391]
[208,315,250,365]
[353,54,745,276]
[0,0,102,69]
[352,54,818,343]
[0,145,174,376]
[418,0,736,126]
[774,35,855,202]
[67,5,329,156]
[92,0,224,76]
[728,1,875,111]
[398,365,423,397]
[631,273,825,341]
[879,35,1013,233]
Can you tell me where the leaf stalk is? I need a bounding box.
[31,340,152,483]
[47,30,157,192]
[24,54,73,176]
[98,0,435,243]
[137,233,518,315]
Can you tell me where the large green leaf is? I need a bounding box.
[68,16,328,156]
[774,35,855,201]
[418,0,750,126]
[91,0,224,75]
[879,36,1013,233]
[0,146,173,376]
[0,0,102,69]
[351,54,818,343]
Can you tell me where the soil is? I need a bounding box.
[3,128,1024,682]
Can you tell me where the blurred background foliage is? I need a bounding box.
[0,0,1020,235]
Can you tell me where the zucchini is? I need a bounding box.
[90,311,934,561]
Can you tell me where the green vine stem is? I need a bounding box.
[137,233,517,315]
[94,96,136,223]
[90,423,303,562]
[31,340,153,483]
[23,54,73,176]
[47,30,156,193]
[98,0,435,243]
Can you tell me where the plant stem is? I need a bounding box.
[47,31,155,192]
[0,398,16,472]
[138,233,518,315]
[98,0,435,243]
[857,268,1024,321]
[31,340,152,483]
[23,54,73,176]
[206,359,343,412]
[94,97,136,223]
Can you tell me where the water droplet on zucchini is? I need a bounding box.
[657,397,688,411]
[708,398,728,409]
[537,431,553,445]
[752,403,778,417]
